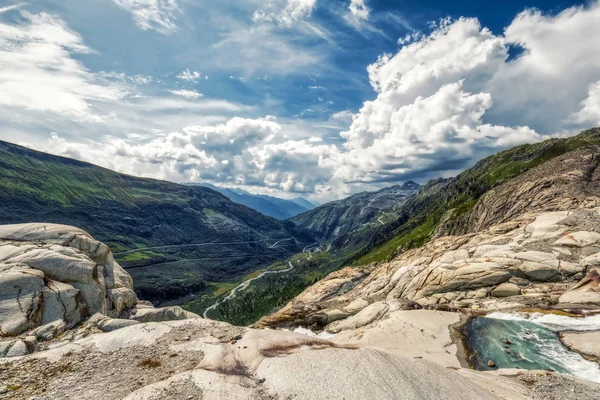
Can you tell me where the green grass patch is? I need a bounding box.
[120,250,163,261]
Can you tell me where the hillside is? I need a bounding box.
[1,211,599,400]
[190,183,314,219]
[291,181,421,245]
[0,140,311,306]
[348,127,600,265]
[259,136,600,329]
[204,128,600,325]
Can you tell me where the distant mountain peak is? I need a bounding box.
[401,180,421,190]
[184,182,315,219]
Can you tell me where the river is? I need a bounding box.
[465,312,600,383]
[203,261,295,319]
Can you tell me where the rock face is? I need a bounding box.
[0,223,137,337]
[2,311,598,399]
[436,146,600,238]
[0,315,574,400]
[291,182,421,244]
[491,283,522,298]
[260,147,600,330]
[0,224,200,358]
[561,331,600,359]
[261,208,600,329]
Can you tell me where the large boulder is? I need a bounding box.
[561,331,600,359]
[491,283,522,298]
[0,223,138,337]
[559,268,600,305]
[131,306,200,323]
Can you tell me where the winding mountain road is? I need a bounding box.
[114,238,297,256]
[203,261,295,319]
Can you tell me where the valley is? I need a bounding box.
[4,127,600,399]
[4,1,600,397]
[0,140,312,310]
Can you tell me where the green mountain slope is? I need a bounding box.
[352,127,600,265]
[291,181,421,246]
[0,140,312,305]
[202,128,600,325]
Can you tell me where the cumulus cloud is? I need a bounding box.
[335,3,600,184]
[112,0,180,34]
[0,11,126,122]
[486,3,600,132]
[168,89,203,99]
[569,81,600,126]
[337,81,540,183]
[47,116,339,194]
[12,2,600,201]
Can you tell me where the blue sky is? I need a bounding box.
[1,0,599,202]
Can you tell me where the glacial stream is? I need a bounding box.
[465,312,600,383]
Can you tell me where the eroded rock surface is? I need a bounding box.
[0,223,137,338]
[2,312,598,400]
[260,208,600,332]
[0,223,199,358]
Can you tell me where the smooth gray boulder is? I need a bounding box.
[130,306,200,323]
[34,320,68,341]
[5,340,28,357]
[0,223,138,337]
[98,318,141,332]
[491,283,522,298]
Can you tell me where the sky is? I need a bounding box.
[1,0,599,202]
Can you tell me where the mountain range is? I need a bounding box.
[2,128,600,323]
[0,140,312,306]
[203,127,600,324]
[3,128,600,399]
[188,182,316,220]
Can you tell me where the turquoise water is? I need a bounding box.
[465,313,600,383]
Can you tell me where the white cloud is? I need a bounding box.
[168,89,203,99]
[569,81,600,126]
[177,69,201,83]
[0,3,25,13]
[397,31,422,45]
[348,0,369,21]
[213,24,323,76]
[99,71,152,85]
[338,81,540,183]
[46,116,339,194]
[334,3,600,185]
[112,0,180,34]
[253,0,318,26]
[0,11,126,122]
[487,2,600,132]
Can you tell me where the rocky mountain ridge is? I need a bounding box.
[258,141,600,331]
[291,181,421,246]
